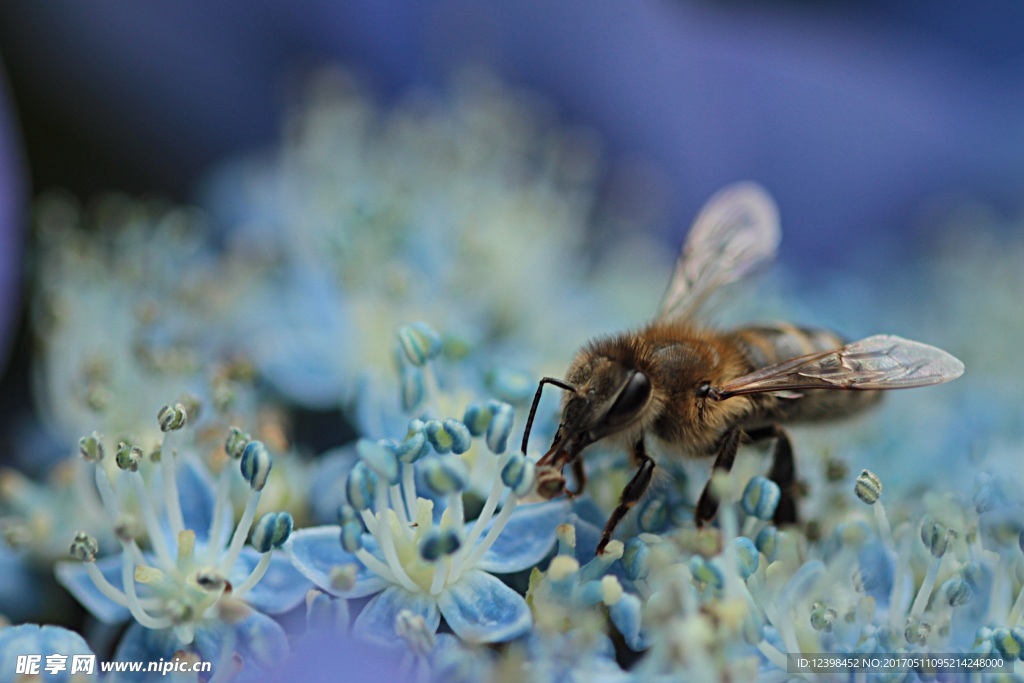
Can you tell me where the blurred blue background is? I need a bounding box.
[0,0,1022,438]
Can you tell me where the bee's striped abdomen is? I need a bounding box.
[728,323,882,424]
[730,323,844,371]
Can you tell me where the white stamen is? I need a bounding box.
[128,472,175,570]
[159,431,186,538]
[220,489,260,575]
[233,552,273,597]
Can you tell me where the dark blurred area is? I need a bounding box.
[1,0,1023,462]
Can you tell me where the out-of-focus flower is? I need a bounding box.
[30,195,259,448]
[0,624,96,682]
[203,68,663,408]
[54,406,309,681]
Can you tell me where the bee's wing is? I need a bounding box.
[656,182,781,323]
[714,335,964,398]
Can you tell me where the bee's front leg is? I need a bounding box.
[597,439,655,554]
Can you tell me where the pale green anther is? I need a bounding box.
[356,439,399,485]
[195,568,228,592]
[992,627,1024,661]
[755,526,778,563]
[741,476,781,520]
[78,432,104,462]
[689,556,724,590]
[337,504,363,553]
[252,511,293,552]
[500,452,536,497]
[920,520,956,558]
[854,469,882,504]
[942,578,972,607]
[810,601,837,632]
[621,538,650,581]
[157,402,188,432]
[397,421,428,463]
[485,402,514,454]
[422,457,468,496]
[70,531,99,562]
[443,419,472,455]
[225,427,251,460]
[419,529,462,562]
[115,441,142,472]
[398,322,442,367]
[904,618,931,647]
[734,536,759,580]
[463,402,493,437]
[240,440,273,491]
[425,420,451,454]
[346,462,378,511]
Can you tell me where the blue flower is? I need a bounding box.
[0,624,96,683]
[54,409,309,680]
[289,407,568,645]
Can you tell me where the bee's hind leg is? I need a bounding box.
[747,425,798,526]
[597,439,654,555]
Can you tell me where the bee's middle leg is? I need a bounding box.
[695,427,742,526]
[747,425,798,525]
[597,439,654,554]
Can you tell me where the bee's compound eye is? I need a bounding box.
[608,371,651,422]
[697,381,712,398]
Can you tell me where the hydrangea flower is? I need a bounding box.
[54,404,309,681]
[288,403,568,646]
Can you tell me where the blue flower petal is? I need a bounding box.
[111,623,181,682]
[176,456,221,543]
[194,611,290,683]
[0,624,95,682]
[252,268,356,409]
[351,585,440,647]
[287,526,390,598]
[438,569,531,643]
[230,548,312,614]
[473,500,568,573]
[54,555,131,624]
[308,446,359,525]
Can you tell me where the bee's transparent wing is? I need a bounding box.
[656,182,781,323]
[714,335,964,398]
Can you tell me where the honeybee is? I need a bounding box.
[522,182,964,553]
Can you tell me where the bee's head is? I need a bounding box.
[562,360,652,444]
[532,356,652,476]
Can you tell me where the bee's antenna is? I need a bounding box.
[522,377,576,453]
